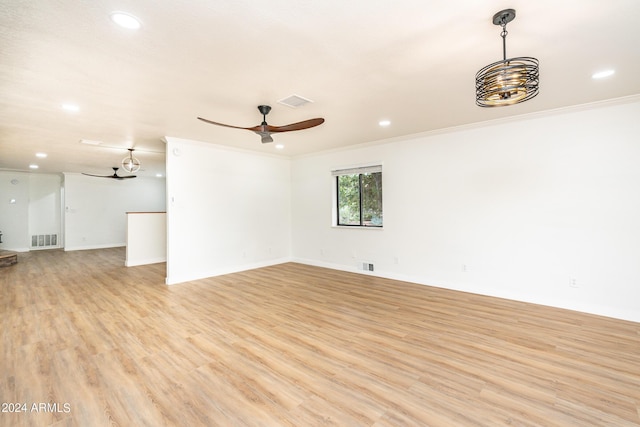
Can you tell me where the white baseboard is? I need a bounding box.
[291,257,640,324]
[64,243,126,251]
[126,257,166,267]
[0,247,31,253]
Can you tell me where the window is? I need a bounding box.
[333,165,382,227]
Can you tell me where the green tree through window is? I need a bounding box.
[335,167,382,227]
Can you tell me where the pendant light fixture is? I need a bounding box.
[475,9,539,107]
[122,148,140,173]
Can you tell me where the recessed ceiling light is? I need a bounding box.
[62,103,80,112]
[379,120,391,127]
[275,144,285,150]
[592,69,615,79]
[35,152,47,158]
[29,164,39,169]
[110,12,141,30]
[155,173,163,178]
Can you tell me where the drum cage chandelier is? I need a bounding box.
[475,9,539,107]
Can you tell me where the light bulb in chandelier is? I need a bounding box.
[122,148,140,173]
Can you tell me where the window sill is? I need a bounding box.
[332,225,383,230]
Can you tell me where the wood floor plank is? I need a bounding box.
[1,248,639,426]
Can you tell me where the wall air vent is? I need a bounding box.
[358,262,375,272]
[31,234,58,248]
[277,94,313,108]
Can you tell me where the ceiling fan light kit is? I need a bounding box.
[198,105,324,144]
[475,9,539,107]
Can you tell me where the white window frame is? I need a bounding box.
[331,164,383,228]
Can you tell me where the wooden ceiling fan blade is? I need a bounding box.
[197,117,253,130]
[247,124,268,133]
[198,106,325,142]
[82,173,112,178]
[82,173,135,179]
[82,166,136,179]
[268,118,325,133]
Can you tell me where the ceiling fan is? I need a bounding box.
[197,105,324,143]
[82,167,136,180]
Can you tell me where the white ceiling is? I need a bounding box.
[1,0,639,177]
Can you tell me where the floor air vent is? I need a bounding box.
[31,234,58,248]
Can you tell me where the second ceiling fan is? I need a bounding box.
[197,105,324,143]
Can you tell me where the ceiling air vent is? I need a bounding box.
[79,139,102,146]
[277,94,313,108]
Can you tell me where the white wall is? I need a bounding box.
[126,212,166,267]
[0,171,31,251]
[29,173,62,248]
[165,137,291,285]
[291,98,640,322]
[63,173,166,251]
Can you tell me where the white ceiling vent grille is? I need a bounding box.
[79,139,102,146]
[278,94,313,108]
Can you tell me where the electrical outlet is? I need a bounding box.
[462,264,468,272]
[569,277,579,288]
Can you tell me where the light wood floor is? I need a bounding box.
[1,248,639,426]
